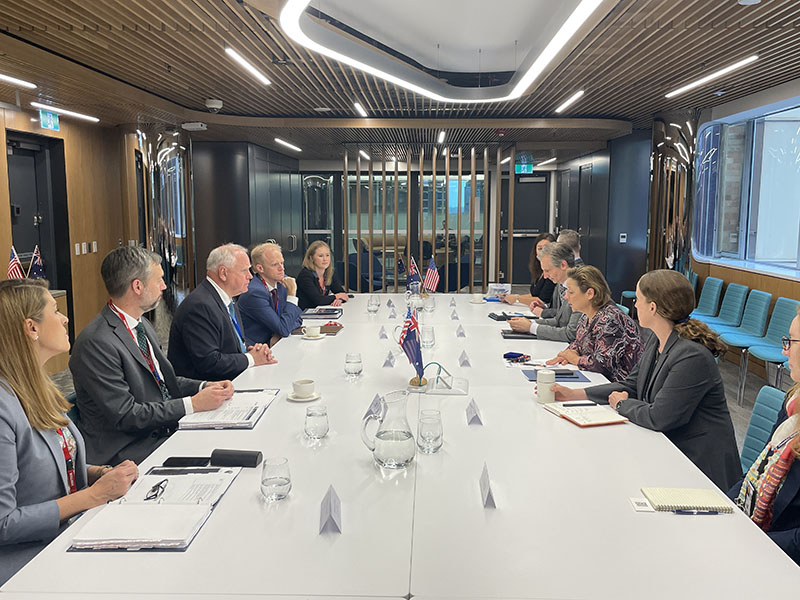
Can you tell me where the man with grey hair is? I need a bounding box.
[168,243,275,381]
[557,228,584,267]
[509,242,580,342]
[70,246,234,465]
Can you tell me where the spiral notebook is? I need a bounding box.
[641,487,733,513]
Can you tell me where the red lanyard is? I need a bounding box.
[108,301,164,387]
[55,428,78,494]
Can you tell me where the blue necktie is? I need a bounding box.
[227,302,247,353]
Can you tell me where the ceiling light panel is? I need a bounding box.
[275,137,302,152]
[0,73,36,89]
[225,47,271,85]
[30,101,99,122]
[665,55,758,99]
[555,90,585,113]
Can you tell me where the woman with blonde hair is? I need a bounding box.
[0,279,137,585]
[546,266,643,382]
[729,304,800,564]
[296,240,348,310]
[552,269,740,490]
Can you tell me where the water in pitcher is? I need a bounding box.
[373,430,416,468]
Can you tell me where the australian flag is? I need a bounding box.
[27,245,45,279]
[398,307,424,379]
[406,256,421,289]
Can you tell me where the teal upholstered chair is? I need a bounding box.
[616,303,630,316]
[740,386,786,474]
[690,276,723,318]
[713,290,772,337]
[695,282,748,329]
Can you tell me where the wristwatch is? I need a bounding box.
[615,399,624,412]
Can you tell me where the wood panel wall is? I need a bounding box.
[0,108,125,335]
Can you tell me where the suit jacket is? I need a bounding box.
[586,331,741,491]
[168,278,250,381]
[70,305,201,465]
[296,267,345,311]
[0,381,88,585]
[535,284,580,342]
[238,277,302,344]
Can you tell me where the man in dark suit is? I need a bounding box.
[168,243,276,381]
[70,247,234,465]
[238,242,302,346]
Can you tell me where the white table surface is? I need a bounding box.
[3,294,799,598]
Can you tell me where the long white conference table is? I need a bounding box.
[3,293,799,599]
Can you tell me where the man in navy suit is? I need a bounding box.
[238,242,302,346]
[168,243,276,381]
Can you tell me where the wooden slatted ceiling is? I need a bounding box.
[2,0,800,131]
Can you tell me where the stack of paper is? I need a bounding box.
[178,389,278,430]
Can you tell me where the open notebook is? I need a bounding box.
[178,389,278,430]
[641,487,734,513]
[542,402,628,427]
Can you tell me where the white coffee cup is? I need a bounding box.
[292,379,316,399]
[302,325,322,338]
[472,293,483,302]
[536,369,556,403]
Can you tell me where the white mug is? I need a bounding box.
[536,369,555,403]
[472,293,483,302]
[302,325,322,338]
[292,379,316,398]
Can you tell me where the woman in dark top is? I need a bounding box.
[296,240,348,310]
[551,269,740,491]
[501,232,556,306]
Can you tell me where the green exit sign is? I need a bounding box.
[39,110,60,131]
[515,163,534,174]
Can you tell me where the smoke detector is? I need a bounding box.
[181,122,208,132]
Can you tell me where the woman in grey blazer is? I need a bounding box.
[0,280,138,585]
[552,270,741,491]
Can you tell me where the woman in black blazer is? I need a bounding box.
[501,232,556,306]
[296,241,348,311]
[552,269,740,491]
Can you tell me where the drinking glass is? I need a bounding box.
[345,352,363,381]
[367,295,381,314]
[420,325,435,349]
[417,409,443,454]
[260,457,291,501]
[423,294,436,313]
[304,405,329,439]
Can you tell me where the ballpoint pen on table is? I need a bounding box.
[673,509,719,515]
[234,388,265,393]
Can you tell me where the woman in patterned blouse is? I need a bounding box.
[546,266,643,382]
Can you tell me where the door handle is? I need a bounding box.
[288,234,298,252]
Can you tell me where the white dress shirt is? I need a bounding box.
[207,277,255,368]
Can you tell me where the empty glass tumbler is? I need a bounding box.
[304,405,329,439]
[420,325,436,349]
[367,295,381,313]
[260,457,291,501]
[417,409,443,454]
[345,352,363,381]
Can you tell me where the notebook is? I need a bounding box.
[640,487,733,513]
[542,402,629,427]
[302,307,343,319]
[178,390,278,430]
[523,369,591,383]
[501,330,537,340]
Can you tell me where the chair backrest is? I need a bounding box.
[715,282,749,326]
[616,303,630,315]
[764,297,800,345]
[65,391,81,425]
[695,276,723,315]
[688,271,699,293]
[740,385,786,473]
[737,289,772,337]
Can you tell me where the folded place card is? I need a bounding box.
[450,310,460,320]
[466,398,483,425]
[378,326,388,339]
[388,308,397,319]
[364,394,383,419]
[456,324,466,338]
[479,463,496,509]
[459,350,471,367]
[383,351,396,368]
[319,485,342,534]
[449,298,457,307]
[387,299,395,308]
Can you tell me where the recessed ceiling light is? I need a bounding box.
[225,47,271,85]
[354,102,368,117]
[30,101,99,123]
[555,90,585,113]
[280,0,605,104]
[500,156,511,165]
[314,107,332,112]
[537,157,557,166]
[438,131,445,144]
[665,55,758,98]
[275,137,302,152]
[738,0,760,5]
[0,73,36,89]
[359,149,370,161]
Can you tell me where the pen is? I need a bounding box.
[235,388,265,393]
[673,510,719,515]
[562,402,595,407]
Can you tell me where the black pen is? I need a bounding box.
[235,388,265,393]
[673,509,719,515]
[562,402,595,407]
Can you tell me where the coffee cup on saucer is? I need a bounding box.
[292,379,316,399]
[302,325,322,338]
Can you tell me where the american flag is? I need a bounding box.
[27,245,45,279]
[422,257,439,291]
[398,307,424,378]
[406,256,421,288]
[7,246,25,279]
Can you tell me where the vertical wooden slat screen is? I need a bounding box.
[444,148,450,293]
[469,147,476,293]
[342,153,348,291]
[393,158,399,293]
[495,147,502,285]
[431,146,437,280]
[356,154,362,293]
[482,147,489,293]
[381,153,387,292]
[406,150,412,281]
[457,147,463,293]
[368,157,374,291]
[507,146,516,286]
[418,148,424,266]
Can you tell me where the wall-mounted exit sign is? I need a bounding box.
[39,109,60,131]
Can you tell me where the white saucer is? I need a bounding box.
[302,334,325,340]
[469,299,485,304]
[287,391,322,402]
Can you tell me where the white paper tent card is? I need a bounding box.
[449,297,457,307]
[319,486,342,534]
[466,398,483,425]
[383,352,396,368]
[456,324,466,338]
[450,310,460,320]
[364,394,382,419]
[388,308,397,319]
[378,326,388,339]
[459,350,471,367]
[479,463,496,509]
[386,298,395,308]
